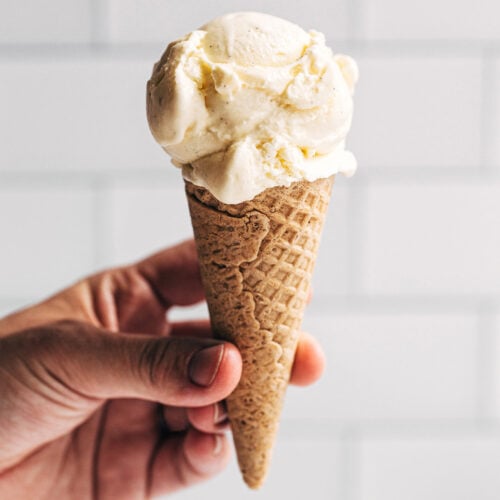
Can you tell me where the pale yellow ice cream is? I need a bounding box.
[147,12,358,204]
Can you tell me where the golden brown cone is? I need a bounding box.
[185,176,334,489]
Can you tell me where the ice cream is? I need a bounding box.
[146,11,357,489]
[147,11,357,204]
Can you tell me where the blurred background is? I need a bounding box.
[1,0,499,498]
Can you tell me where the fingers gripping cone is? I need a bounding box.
[185,176,334,489]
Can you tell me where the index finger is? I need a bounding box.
[137,239,205,309]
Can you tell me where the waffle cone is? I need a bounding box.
[185,176,334,489]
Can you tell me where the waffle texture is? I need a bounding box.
[185,176,334,489]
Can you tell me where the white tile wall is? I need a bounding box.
[359,435,500,500]
[361,0,500,40]
[284,313,478,420]
[362,183,500,295]
[312,183,354,296]
[350,56,483,169]
[1,1,499,498]
[0,57,166,173]
[107,182,192,266]
[0,299,36,320]
[0,0,93,44]
[106,0,352,43]
[0,186,95,300]
[174,436,342,500]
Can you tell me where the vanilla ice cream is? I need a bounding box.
[147,12,358,204]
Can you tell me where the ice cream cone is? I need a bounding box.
[185,175,334,489]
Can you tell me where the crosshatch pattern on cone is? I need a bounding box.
[185,176,334,489]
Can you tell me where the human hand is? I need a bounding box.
[0,240,324,499]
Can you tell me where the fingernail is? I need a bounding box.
[213,434,223,455]
[189,344,225,387]
[213,403,228,425]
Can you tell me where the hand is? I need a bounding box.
[0,240,325,499]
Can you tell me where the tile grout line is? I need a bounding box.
[347,0,363,40]
[347,181,368,295]
[281,418,500,440]
[476,301,498,419]
[332,39,497,58]
[91,179,113,270]
[480,48,497,170]
[344,173,370,297]
[308,294,498,316]
[2,40,500,59]
[339,427,361,500]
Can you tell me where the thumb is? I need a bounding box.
[2,320,242,408]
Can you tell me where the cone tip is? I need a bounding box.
[243,471,266,490]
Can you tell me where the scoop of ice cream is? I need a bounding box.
[147,12,358,204]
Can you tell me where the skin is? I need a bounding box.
[0,240,325,499]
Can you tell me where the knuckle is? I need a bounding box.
[115,267,153,306]
[13,322,65,356]
[12,320,93,359]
